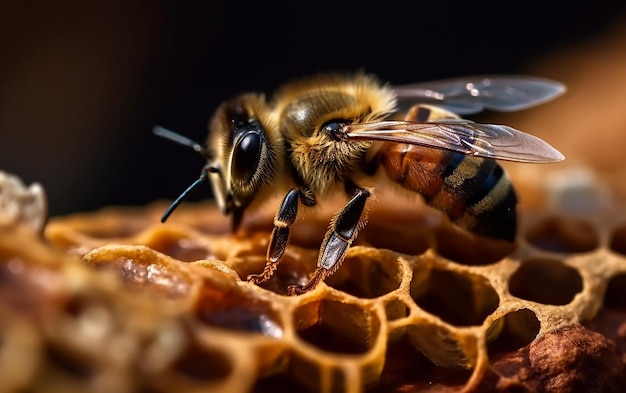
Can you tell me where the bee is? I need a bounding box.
[154,72,565,295]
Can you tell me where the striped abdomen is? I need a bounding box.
[378,143,517,241]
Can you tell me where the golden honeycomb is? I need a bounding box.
[3,24,626,393]
[3,165,626,393]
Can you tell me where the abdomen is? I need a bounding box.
[378,143,517,241]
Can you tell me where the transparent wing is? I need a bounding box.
[343,119,564,163]
[392,75,566,115]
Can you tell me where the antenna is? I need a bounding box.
[153,125,211,222]
[153,126,209,156]
[160,175,206,222]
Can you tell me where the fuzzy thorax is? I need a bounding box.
[289,135,371,195]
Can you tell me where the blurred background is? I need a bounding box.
[2,0,626,217]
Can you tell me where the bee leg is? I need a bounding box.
[247,187,315,285]
[288,184,370,296]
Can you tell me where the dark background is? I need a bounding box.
[2,0,625,217]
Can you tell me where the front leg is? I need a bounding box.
[247,187,315,285]
[288,184,371,295]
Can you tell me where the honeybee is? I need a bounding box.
[154,72,565,295]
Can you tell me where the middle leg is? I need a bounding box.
[288,182,371,295]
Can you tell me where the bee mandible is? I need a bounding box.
[154,72,565,295]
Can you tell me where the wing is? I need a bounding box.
[392,75,566,115]
[343,119,564,163]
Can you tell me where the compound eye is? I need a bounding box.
[232,131,263,182]
[320,120,347,140]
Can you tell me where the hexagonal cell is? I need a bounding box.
[294,298,381,355]
[604,273,626,311]
[361,219,432,258]
[509,258,583,305]
[410,268,499,326]
[524,216,599,253]
[376,334,472,392]
[83,246,196,300]
[289,298,384,392]
[194,285,283,337]
[325,249,405,299]
[434,227,516,266]
[609,225,626,256]
[146,230,213,262]
[406,318,485,368]
[231,253,314,297]
[487,308,541,360]
[582,273,626,354]
[171,338,233,382]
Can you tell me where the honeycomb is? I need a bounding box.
[3,24,626,393]
[0,160,624,393]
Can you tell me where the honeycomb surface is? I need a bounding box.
[1,175,625,393]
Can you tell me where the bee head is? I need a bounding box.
[153,94,280,231]
[206,94,282,230]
